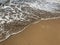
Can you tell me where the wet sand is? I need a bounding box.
[0,19,60,45]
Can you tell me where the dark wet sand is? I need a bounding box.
[0,19,60,45]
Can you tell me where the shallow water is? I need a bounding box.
[0,0,60,42]
[0,19,60,45]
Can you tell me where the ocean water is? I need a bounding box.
[0,0,60,42]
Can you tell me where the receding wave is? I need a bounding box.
[0,0,60,42]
